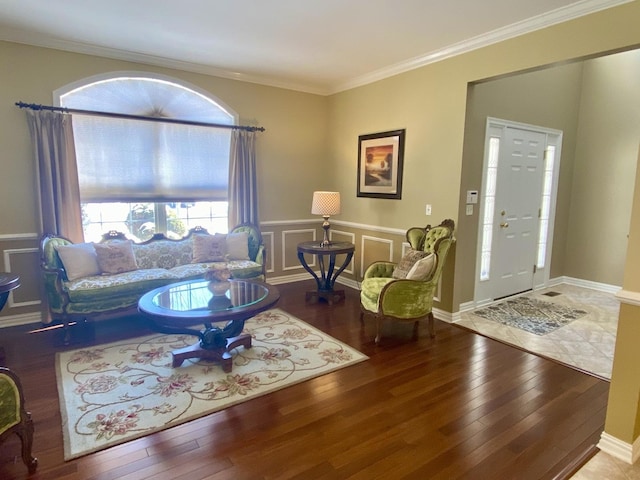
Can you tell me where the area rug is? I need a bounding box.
[472,296,588,335]
[56,308,367,460]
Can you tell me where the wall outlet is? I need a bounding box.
[425,204,432,215]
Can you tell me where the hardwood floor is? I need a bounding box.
[0,280,608,479]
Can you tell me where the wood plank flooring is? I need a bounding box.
[0,280,609,479]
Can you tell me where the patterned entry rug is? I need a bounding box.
[472,296,588,336]
[56,309,367,460]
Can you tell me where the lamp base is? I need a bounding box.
[320,217,331,247]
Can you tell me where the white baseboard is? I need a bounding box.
[266,273,312,285]
[433,307,454,323]
[556,276,621,295]
[598,431,640,465]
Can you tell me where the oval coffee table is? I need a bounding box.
[138,279,279,372]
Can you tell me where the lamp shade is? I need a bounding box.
[311,191,341,216]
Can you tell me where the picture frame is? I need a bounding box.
[357,129,405,199]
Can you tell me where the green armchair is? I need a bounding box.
[360,219,455,343]
[0,367,37,473]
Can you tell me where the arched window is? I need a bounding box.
[56,72,236,241]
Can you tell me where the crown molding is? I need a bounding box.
[330,0,633,94]
[1,0,631,96]
[0,29,328,96]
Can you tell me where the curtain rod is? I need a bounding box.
[15,101,265,132]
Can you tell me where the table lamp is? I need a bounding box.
[311,191,341,247]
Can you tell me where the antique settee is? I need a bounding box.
[40,223,266,329]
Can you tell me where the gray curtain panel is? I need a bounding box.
[26,110,84,242]
[228,129,259,228]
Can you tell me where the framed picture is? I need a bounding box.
[357,129,405,199]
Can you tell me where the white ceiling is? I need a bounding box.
[0,0,630,95]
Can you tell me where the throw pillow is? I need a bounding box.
[406,253,437,281]
[225,231,250,260]
[93,241,138,274]
[55,243,101,281]
[392,249,429,279]
[192,234,227,263]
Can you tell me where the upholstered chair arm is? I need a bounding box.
[40,234,73,315]
[255,244,267,277]
[378,279,437,319]
[363,261,396,279]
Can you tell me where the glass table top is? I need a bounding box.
[151,280,269,314]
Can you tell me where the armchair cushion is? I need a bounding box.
[392,249,430,279]
[406,253,436,281]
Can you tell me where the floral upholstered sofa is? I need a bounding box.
[39,223,266,329]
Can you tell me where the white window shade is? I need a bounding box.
[61,76,234,202]
[73,114,230,201]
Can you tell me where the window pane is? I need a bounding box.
[82,201,229,242]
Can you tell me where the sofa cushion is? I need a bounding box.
[133,238,193,269]
[392,249,429,279]
[192,235,227,262]
[55,243,101,281]
[225,260,264,279]
[64,268,176,302]
[94,241,138,274]
[169,260,263,280]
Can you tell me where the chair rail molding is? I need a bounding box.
[0,233,39,241]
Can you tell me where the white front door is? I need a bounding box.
[475,119,562,302]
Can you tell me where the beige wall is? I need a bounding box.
[565,50,640,285]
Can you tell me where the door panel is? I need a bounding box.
[488,127,546,299]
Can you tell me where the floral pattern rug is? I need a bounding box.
[56,309,367,460]
[472,296,588,335]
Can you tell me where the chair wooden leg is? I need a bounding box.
[375,317,382,344]
[412,321,419,339]
[17,413,38,473]
[427,312,435,338]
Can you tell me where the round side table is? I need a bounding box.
[297,241,355,305]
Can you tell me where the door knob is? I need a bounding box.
[500,222,509,228]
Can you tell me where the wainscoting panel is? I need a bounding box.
[282,229,316,271]
[3,247,41,308]
[261,231,275,274]
[331,229,355,276]
[360,236,393,280]
[0,233,43,327]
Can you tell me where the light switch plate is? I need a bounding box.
[425,204,432,215]
[466,204,473,215]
